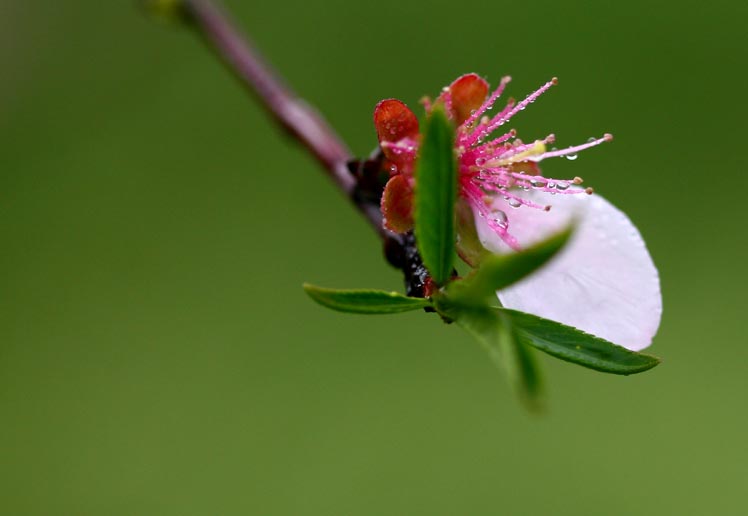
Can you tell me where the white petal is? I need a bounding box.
[474,190,662,351]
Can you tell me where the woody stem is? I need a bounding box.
[178,0,389,238]
[158,0,434,297]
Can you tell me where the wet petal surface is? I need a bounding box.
[474,190,662,351]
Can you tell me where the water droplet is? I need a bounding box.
[389,164,398,173]
[587,136,597,143]
[493,210,508,228]
[565,153,578,161]
[530,179,547,189]
[475,157,487,166]
[507,198,521,208]
[547,182,556,189]
[556,181,570,191]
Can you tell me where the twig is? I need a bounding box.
[155,0,433,296]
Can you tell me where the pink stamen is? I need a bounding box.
[464,99,517,147]
[509,173,585,195]
[481,78,557,137]
[480,129,517,149]
[498,190,550,211]
[462,75,512,128]
[535,134,612,160]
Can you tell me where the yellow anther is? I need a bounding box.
[493,140,546,167]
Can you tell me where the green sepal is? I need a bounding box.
[303,284,431,314]
[414,105,457,285]
[501,309,661,375]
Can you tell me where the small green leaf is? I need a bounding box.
[303,284,431,314]
[502,309,660,375]
[414,106,457,285]
[449,226,573,306]
[443,301,543,407]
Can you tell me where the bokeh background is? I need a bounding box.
[1,1,746,514]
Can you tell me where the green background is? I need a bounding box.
[1,1,746,514]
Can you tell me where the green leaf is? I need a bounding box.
[440,300,543,407]
[303,284,431,314]
[414,106,457,285]
[502,309,660,375]
[449,225,573,306]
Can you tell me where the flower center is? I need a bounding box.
[433,78,614,249]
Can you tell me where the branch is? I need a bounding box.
[178,1,383,227]
[147,0,434,296]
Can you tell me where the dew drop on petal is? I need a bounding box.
[507,198,521,209]
[493,210,508,228]
[556,181,569,190]
[565,153,578,161]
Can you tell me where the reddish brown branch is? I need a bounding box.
[181,0,395,235]
[166,0,433,295]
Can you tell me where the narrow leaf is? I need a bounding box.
[502,308,660,375]
[450,226,573,305]
[446,302,543,407]
[303,284,431,314]
[414,106,457,285]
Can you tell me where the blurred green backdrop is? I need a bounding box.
[1,1,746,514]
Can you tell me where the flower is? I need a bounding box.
[373,74,662,351]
